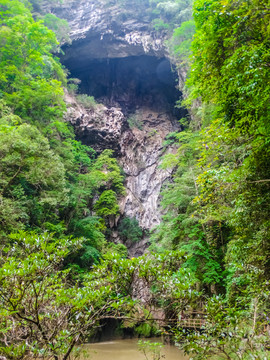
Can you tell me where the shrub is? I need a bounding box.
[152,18,169,31]
[94,190,119,217]
[118,217,143,242]
[106,242,128,258]
[127,114,143,130]
[76,94,98,109]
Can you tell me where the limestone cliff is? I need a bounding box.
[51,0,186,254]
[48,0,166,60]
[65,92,180,255]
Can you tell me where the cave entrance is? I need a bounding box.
[62,55,182,117]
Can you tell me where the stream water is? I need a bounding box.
[81,338,188,360]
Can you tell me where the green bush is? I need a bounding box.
[118,217,143,242]
[94,190,120,217]
[76,94,98,109]
[106,242,128,258]
[135,323,152,337]
[152,18,169,31]
[127,114,143,130]
[43,13,71,45]
[67,83,79,95]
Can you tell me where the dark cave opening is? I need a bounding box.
[62,55,183,118]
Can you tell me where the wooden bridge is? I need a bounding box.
[177,312,270,333]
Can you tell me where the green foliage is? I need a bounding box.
[59,148,125,267]
[186,0,270,296]
[76,94,98,109]
[1,1,269,357]
[67,79,80,95]
[42,13,71,46]
[88,249,200,315]
[157,0,270,298]
[118,216,143,243]
[127,113,143,130]
[105,0,193,34]
[163,131,179,147]
[0,112,66,234]
[188,0,270,132]
[177,295,270,359]
[167,19,195,67]
[0,99,124,250]
[94,190,119,217]
[76,242,101,268]
[0,232,83,359]
[72,217,106,251]
[91,149,126,194]
[106,242,128,258]
[60,148,125,266]
[154,0,270,356]
[135,323,159,337]
[0,231,134,360]
[0,1,126,277]
[138,340,164,360]
[135,323,152,337]
[152,18,169,31]
[0,0,66,123]
[152,130,225,291]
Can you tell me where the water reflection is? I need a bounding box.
[81,338,188,360]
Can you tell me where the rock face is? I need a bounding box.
[118,108,178,230]
[65,93,180,256]
[51,0,186,255]
[65,92,125,153]
[49,0,166,61]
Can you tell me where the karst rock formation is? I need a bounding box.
[49,0,187,255]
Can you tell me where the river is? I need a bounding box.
[81,338,188,360]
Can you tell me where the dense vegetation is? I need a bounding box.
[151,0,270,357]
[0,1,130,357]
[0,0,269,359]
[155,0,270,306]
[0,0,127,262]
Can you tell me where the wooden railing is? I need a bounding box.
[179,317,206,329]
[178,313,270,333]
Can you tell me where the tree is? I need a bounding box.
[188,0,270,133]
[88,250,201,327]
[186,0,270,297]
[163,0,270,355]
[151,131,225,292]
[64,149,126,263]
[150,0,193,29]
[94,190,120,217]
[138,340,164,360]
[177,295,270,359]
[0,231,132,360]
[0,0,66,123]
[118,216,143,243]
[42,13,71,46]
[0,231,201,360]
[168,19,195,68]
[0,107,67,234]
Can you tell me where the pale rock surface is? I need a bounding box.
[48,0,166,61]
[52,0,184,255]
[65,94,179,256]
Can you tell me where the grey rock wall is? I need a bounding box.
[49,0,166,61]
[52,0,185,254]
[65,93,178,233]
